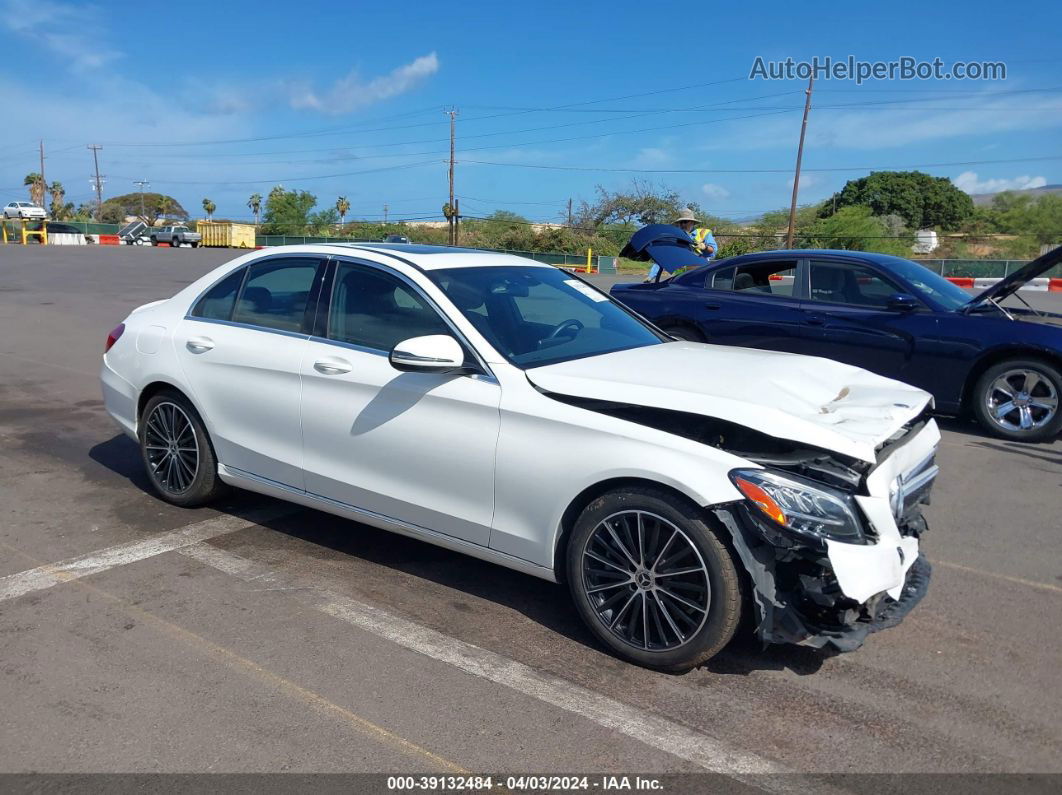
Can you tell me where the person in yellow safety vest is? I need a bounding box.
[645,208,718,281]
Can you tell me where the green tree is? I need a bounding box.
[800,205,912,255]
[336,196,350,225]
[261,186,318,235]
[822,171,973,231]
[24,172,44,206]
[98,193,188,226]
[48,182,66,219]
[202,198,216,220]
[579,181,688,227]
[247,193,262,226]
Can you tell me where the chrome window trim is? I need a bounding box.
[325,255,496,379]
[187,252,329,322]
[182,315,312,341]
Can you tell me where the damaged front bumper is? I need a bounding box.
[712,417,940,653]
[713,503,931,652]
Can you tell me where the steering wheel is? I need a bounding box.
[545,318,584,341]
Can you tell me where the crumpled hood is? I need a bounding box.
[527,342,933,463]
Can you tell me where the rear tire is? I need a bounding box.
[150,237,158,246]
[566,486,743,672]
[138,390,229,507]
[971,358,1062,442]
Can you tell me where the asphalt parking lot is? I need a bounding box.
[1,245,1060,779]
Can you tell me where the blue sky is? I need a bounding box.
[1,0,1060,225]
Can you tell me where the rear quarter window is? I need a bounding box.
[191,269,245,320]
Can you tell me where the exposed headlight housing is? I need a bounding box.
[729,468,864,542]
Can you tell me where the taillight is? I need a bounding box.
[105,323,125,353]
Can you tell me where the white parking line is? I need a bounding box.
[180,542,785,780]
[0,507,293,603]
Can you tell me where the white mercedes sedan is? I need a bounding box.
[101,244,939,670]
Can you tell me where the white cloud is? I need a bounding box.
[0,0,120,70]
[630,147,672,167]
[701,183,730,199]
[952,171,1047,195]
[289,53,440,115]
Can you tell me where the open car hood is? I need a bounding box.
[968,244,1062,306]
[619,224,707,274]
[527,342,933,463]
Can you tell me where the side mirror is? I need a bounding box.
[389,335,469,374]
[886,293,920,312]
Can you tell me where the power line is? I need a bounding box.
[115,159,441,187]
[79,77,752,150]
[460,154,1062,174]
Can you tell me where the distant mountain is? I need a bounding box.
[969,184,1062,206]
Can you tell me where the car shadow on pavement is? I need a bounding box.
[91,431,840,677]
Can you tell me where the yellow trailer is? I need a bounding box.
[197,221,256,248]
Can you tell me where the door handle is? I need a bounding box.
[185,336,214,353]
[313,358,352,375]
[703,302,721,310]
[804,314,825,326]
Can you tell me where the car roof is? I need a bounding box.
[710,248,912,268]
[265,242,554,271]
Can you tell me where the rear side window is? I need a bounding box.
[721,261,798,296]
[710,267,734,290]
[192,269,245,320]
[232,258,320,332]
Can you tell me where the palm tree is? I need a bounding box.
[202,198,216,220]
[48,182,65,219]
[247,193,262,226]
[336,196,350,226]
[23,173,44,206]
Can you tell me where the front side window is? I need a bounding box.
[429,266,663,368]
[328,263,450,351]
[231,258,320,332]
[192,268,245,320]
[808,260,902,308]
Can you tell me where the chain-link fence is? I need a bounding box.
[912,259,1051,278]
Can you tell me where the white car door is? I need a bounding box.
[300,259,500,545]
[173,255,326,489]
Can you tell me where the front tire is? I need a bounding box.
[971,358,1062,442]
[138,390,228,506]
[566,486,744,671]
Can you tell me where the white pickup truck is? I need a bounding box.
[150,225,201,248]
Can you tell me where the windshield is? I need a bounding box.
[880,256,972,311]
[429,265,664,368]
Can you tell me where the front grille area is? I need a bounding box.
[889,451,939,526]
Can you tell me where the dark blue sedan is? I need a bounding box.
[611,247,1062,441]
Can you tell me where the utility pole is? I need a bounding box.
[445,108,458,245]
[88,144,104,222]
[134,179,150,222]
[454,198,460,246]
[785,75,814,249]
[39,140,46,211]
[567,197,573,226]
